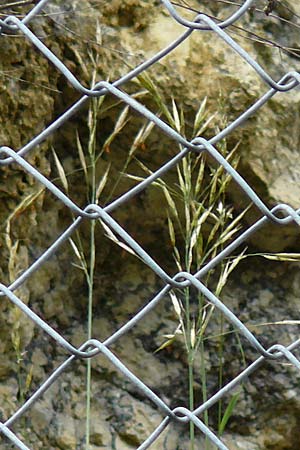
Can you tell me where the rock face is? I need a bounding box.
[1,1,300,449]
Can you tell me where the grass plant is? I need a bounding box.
[52,45,150,447]
[127,74,250,448]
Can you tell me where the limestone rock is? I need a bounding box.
[1,1,300,450]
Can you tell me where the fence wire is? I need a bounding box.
[0,1,300,449]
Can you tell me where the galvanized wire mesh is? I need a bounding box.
[1,1,300,449]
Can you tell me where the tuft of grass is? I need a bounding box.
[52,45,149,449]
[127,75,250,448]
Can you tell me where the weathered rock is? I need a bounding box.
[1,1,300,449]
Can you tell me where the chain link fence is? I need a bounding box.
[1,1,300,449]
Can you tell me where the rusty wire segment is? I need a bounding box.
[1,0,300,449]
